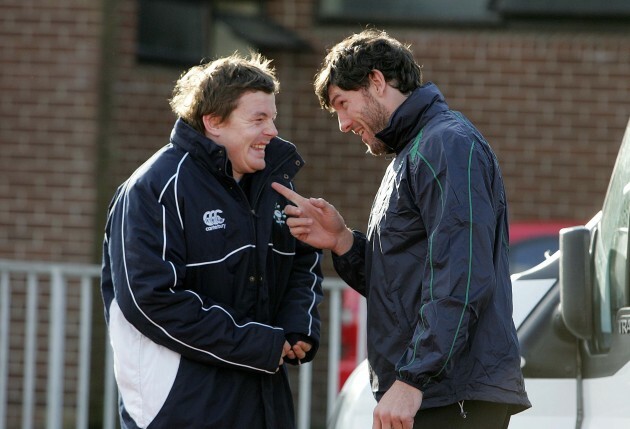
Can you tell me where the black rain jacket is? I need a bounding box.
[101,119,323,429]
[333,83,531,413]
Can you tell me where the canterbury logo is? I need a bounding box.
[203,210,226,231]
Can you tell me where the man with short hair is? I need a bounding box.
[101,53,323,429]
[273,29,530,429]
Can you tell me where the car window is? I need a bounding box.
[510,236,559,274]
[593,123,630,352]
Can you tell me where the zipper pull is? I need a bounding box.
[458,401,467,419]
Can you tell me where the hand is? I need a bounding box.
[271,182,354,255]
[291,340,312,363]
[372,381,422,429]
[278,341,292,370]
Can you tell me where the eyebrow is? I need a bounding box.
[252,111,276,119]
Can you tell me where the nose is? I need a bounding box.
[265,120,278,137]
[337,112,352,133]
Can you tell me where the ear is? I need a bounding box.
[202,114,222,138]
[368,70,388,96]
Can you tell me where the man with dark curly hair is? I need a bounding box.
[273,29,530,429]
[101,53,323,429]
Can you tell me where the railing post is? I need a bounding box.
[357,295,368,364]
[327,280,342,421]
[297,362,312,429]
[0,272,10,429]
[103,336,117,429]
[46,268,66,429]
[77,275,93,429]
[22,273,38,429]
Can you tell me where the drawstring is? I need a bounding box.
[458,401,467,419]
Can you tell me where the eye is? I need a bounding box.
[336,100,348,110]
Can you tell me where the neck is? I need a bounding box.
[382,86,410,118]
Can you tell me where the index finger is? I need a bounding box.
[271,182,307,205]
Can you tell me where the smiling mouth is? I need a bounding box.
[356,130,369,144]
[352,128,366,141]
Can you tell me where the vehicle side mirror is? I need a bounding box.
[559,226,593,340]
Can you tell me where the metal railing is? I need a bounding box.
[0,259,365,429]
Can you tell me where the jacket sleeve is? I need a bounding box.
[103,177,286,375]
[332,230,369,297]
[395,127,501,391]
[274,239,324,364]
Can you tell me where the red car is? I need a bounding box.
[337,220,578,388]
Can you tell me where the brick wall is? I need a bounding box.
[2,2,629,287]
[1,0,630,427]
[0,0,102,262]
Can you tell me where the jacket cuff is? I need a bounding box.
[332,230,363,260]
[395,375,425,393]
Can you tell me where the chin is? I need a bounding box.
[253,161,266,172]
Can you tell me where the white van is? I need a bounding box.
[329,117,630,429]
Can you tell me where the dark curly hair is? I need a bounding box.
[314,29,422,111]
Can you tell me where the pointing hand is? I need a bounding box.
[271,182,354,255]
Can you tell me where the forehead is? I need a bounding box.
[233,91,276,116]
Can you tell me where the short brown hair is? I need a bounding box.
[314,29,422,111]
[170,52,279,133]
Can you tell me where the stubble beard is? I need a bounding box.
[362,91,391,157]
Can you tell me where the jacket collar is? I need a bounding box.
[169,118,303,181]
[375,82,449,154]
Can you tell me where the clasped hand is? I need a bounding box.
[279,340,312,368]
